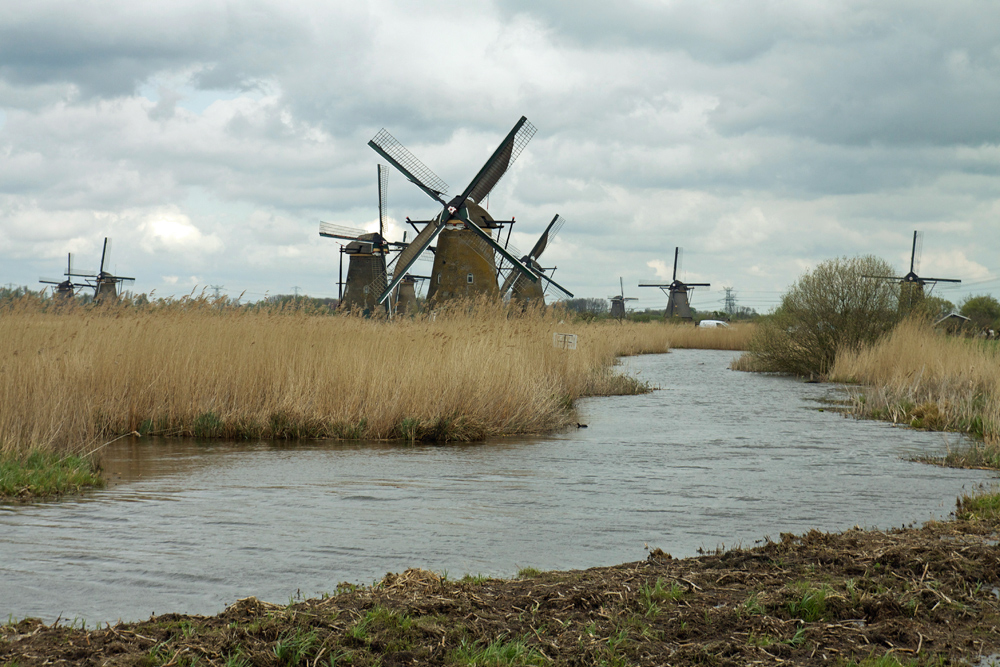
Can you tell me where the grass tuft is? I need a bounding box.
[0,450,104,498]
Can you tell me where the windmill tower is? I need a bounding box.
[609,278,637,320]
[66,238,133,302]
[319,165,397,314]
[39,253,83,299]
[639,247,710,321]
[864,231,961,313]
[367,116,569,307]
[499,214,573,306]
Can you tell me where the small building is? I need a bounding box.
[934,312,971,334]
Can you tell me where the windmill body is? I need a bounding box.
[367,117,574,308]
[62,238,134,302]
[639,248,709,322]
[392,275,425,315]
[39,253,84,299]
[863,231,961,313]
[500,214,571,307]
[320,165,396,315]
[426,201,501,303]
[340,233,389,313]
[609,277,637,320]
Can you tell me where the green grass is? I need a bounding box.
[450,636,548,666]
[273,627,318,665]
[0,450,104,498]
[956,485,1000,522]
[638,579,685,617]
[516,567,543,579]
[786,582,832,622]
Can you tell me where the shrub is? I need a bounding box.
[743,255,900,375]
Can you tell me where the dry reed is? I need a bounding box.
[654,323,754,351]
[830,318,1000,453]
[0,296,679,456]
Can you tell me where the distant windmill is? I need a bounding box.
[368,116,570,305]
[864,231,961,312]
[39,253,83,299]
[609,278,637,321]
[639,247,710,321]
[65,238,134,302]
[499,214,573,306]
[319,165,398,313]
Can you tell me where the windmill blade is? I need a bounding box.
[457,210,537,283]
[368,129,449,205]
[921,277,962,284]
[620,277,625,299]
[459,116,536,207]
[377,216,445,303]
[39,278,63,284]
[528,214,564,261]
[673,247,684,282]
[319,221,368,240]
[99,238,111,274]
[539,272,573,299]
[911,231,923,274]
[378,164,389,239]
[65,253,73,275]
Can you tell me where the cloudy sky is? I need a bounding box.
[1,0,997,312]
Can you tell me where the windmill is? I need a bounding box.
[609,278,637,320]
[39,253,84,299]
[639,247,710,321]
[66,238,133,302]
[499,214,573,306]
[864,231,962,312]
[319,164,401,313]
[367,116,571,306]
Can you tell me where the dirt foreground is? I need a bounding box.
[4,515,1000,666]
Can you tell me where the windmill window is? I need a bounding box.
[467,273,474,284]
[437,274,441,284]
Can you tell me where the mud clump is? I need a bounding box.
[4,521,1000,666]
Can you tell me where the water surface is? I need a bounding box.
[1,350,992,623]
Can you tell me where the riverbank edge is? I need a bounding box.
[4,487,1000,667]
[0,365,653,500]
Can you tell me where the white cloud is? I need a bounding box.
[140,210,223,254]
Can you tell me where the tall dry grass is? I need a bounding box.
[830,318,1000,449]
[0,296,679,456]
[656,323,754,351]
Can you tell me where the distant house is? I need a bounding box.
[934,312,971,334]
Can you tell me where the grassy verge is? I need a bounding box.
[829,318,1000,468]
[5,488,1000,665]
[0,450,104,500]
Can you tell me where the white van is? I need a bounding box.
[698,319,730,328]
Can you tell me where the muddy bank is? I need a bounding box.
[5,511,1000,666]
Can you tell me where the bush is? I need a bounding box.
[960,294,1000,331]
[745,255,900,375]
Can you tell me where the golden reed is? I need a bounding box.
[0,295,717,456]
[830,318,999,447]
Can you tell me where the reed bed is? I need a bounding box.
[655,323,754,351]
[0,296,678,459]
[830,318,1000,464]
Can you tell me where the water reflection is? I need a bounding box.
[1,350,993,624]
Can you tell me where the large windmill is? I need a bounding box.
[319,165,399,313]
[498,214,573,306]
[864,231,962,312]
[609,278,637,320]
[639,247,710,321]
[63,238,133,302]
[367,116,571,306]
[39,253,84,299]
